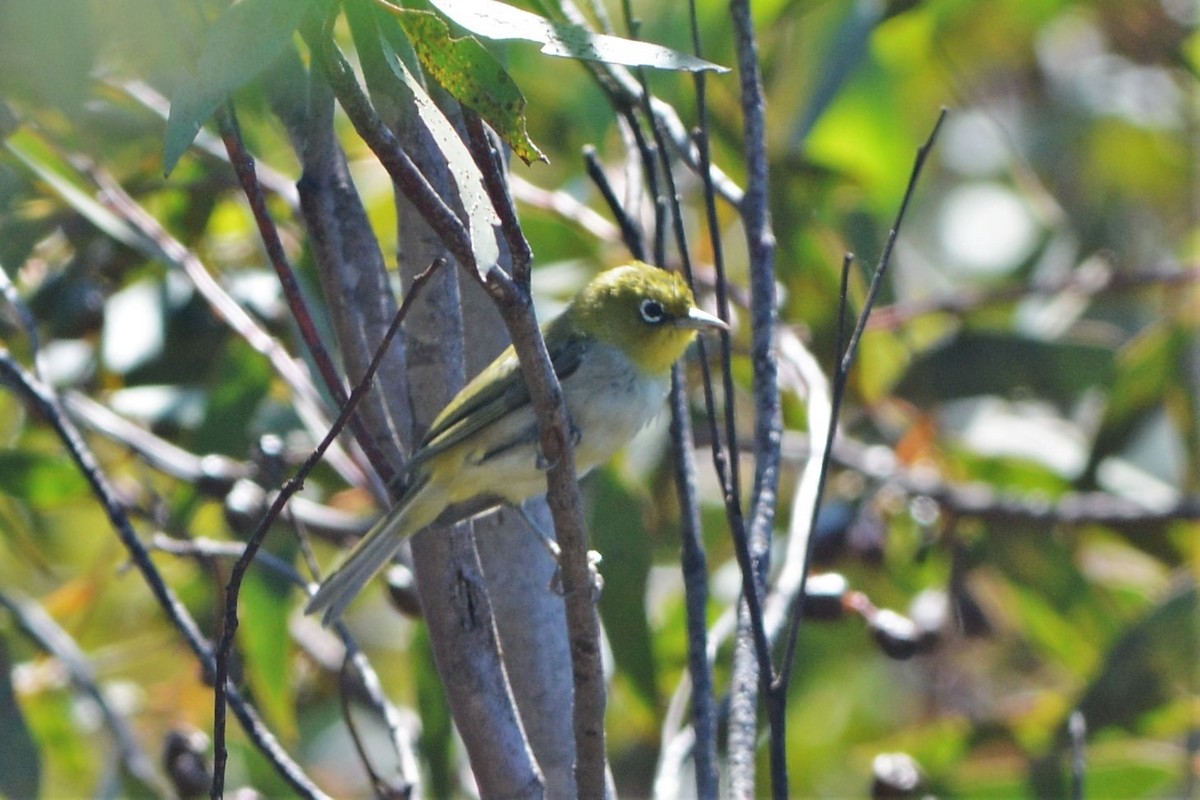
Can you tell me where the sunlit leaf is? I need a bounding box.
[164,0,316,174]
[381,6,546,165]
[373,26,502,277]
[240,568,297,741]
[427,0,728,73]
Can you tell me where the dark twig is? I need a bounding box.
[583,145,645,259]
[667,367,719,800]
[0,349,328,800]
[461,109,533,282]
[210,259,445,798]
[153,534,420,793]
[215,104,397,489]
[775,109,947,701]
[307,29,476,273]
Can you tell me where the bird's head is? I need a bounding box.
[563,262,727,375]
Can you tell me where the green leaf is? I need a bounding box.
[373,28,502,277]
[163,0,315,175]
[5,135,159,255]
[894,331,1115,407]
[0,637,41,799]
[587,468,659,711]
[425,0,728,73]
[239,567,297,741]
[0,451,89,506]
[385,8,545,165]
[1030,583,1197,796]
[1086,321,1192,478]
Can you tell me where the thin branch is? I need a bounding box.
[775,109,947,702]
[215,104,397,489]
[484,278,610,797]
[210,259,445,798]
[0,349,329,800]
[868,261,1199,330]
[667,366,719,800]
[154,534,421,794]
[727,0,785,792]
[462,109,532,282]
[507,174,621,243]
[583,145,645,259]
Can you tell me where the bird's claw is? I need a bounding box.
[534,421,583,471]
[548,549,604,600]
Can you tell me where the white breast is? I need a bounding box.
[563,342,670,473]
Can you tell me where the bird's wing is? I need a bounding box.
[406,330,590,471]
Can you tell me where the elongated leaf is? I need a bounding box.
[240,569,297,740]
[375,30,502,277]
[428,0,728,73]
[894,331,1115,407]
[164,0,315,174]
[5,137,158,255]
[587,468,659,710]
[384,7,545,165]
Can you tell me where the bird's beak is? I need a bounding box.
[677,306,728,331]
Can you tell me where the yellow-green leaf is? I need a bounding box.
[387,8,545,166]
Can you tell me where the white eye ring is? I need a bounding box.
[640,298,666,324]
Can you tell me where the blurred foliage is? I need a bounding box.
[0,0,1196,797]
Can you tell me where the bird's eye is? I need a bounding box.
[640,298,666,324]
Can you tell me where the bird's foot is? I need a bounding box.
[548,549,604,600]
[534,421,582,471]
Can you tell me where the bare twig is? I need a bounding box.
[869,261,1198,330]
[0,349,328,800]
[774,109,948,703]
[508,174,621,243]
[153,534,421,794]
[726,0,785,793]
[667,366,719,800]
[210,259,445,798]
[215,104,397,490]
[583,145,646,259]
[462,110,532,283]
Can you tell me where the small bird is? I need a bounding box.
[306,262,726,623]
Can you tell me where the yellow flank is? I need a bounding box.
[306,261,726,624]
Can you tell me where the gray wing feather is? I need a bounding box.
[406,334,589,472]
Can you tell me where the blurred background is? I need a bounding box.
[0,0,1195,796]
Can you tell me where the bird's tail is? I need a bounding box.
[306,480,431,625]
